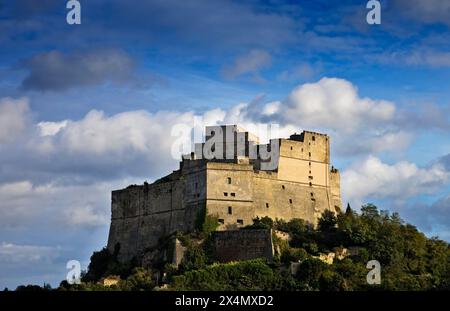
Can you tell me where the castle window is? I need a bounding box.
[311,192,314,197]
[290,146,293,150]
[312,136,315,141]
[309,170,312,174]
[309,182,312,187]
[282,185,285,190]
[289,199,293,204]
[218,219,224,224]
[309,162,311,166]
[309,152,311,157]
[227,177,231,184]
[237,219,244,225]
[266,203,269,208]
[311,198,316,202]
[301,148,303,152]
[224,192,228,196]
[309,175,313,180]
[230,192,236,197]
[228,206,232,214]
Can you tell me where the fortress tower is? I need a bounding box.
[107,125,342,261]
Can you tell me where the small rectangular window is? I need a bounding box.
[289,199,293,204]
[231,193,236,197]
[266,203,269,208]
[218,219,224,224]
[227,177,231,184]
[282,185,285,190]
[224,192,228,196]
[309,152,311,157]
[237,219,244,225]
[309,175,313,180]
[228,206,232,214]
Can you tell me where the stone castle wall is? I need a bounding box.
[107,127,342,262]
[212,229,274,263]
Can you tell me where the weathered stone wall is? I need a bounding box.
[107,164,206,261]
[212,229,274,263]
[252,175,331,226]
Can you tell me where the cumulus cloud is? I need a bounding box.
[19,49,149,91]
[342,156,450,204]
[64,205,109,227]
[222,50,272,80]
[245,78,396,133]
[0,179,121,229]
[238,78,407,155]
[0,97,30,144]
[280,78,395,132]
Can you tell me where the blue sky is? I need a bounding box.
[0,0,450,289]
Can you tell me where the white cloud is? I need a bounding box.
[278,77,396,133]
[222,49,271,79]
[0,242,59,264]
[378,49,450,67]
[38,120,68,136]
[277,62,319,82]
[393,0,450,26]
[0,179,121,229]
[0,97,30,144]
[342,156,450,204]
[64,205,109,227]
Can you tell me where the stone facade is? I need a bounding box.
[212,229,274,263]
[107,125,342,262]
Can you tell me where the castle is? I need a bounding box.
[107,125,342,262]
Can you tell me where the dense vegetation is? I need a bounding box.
[167,204,450,291]
[9,204,450,291]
